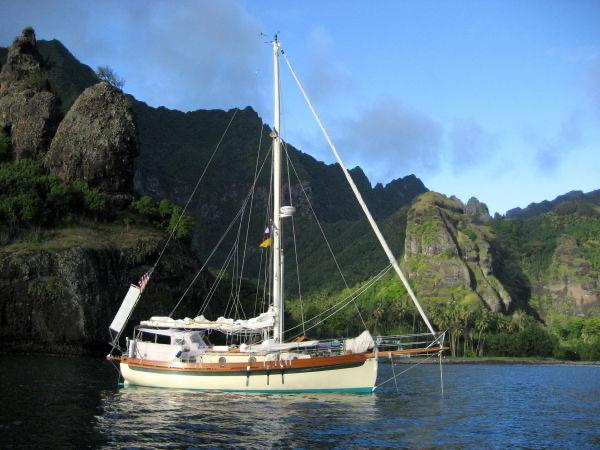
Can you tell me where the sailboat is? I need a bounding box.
[107,36,446,393]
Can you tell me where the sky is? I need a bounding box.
[1,0,599,214]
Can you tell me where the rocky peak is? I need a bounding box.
[0,27,45,92]
[45,81,138,202]
[404,191,513,312]
[0,27,60,160]
[449,195,465,209]
[465,197,491,223]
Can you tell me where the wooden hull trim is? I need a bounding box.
[111,352,369,374]
[367,346,449,359]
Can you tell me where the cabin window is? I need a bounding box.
[219,356,226,367]
[248,356,257,364]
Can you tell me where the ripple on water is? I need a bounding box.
[1,357,599,448]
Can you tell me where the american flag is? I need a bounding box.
[138,269,153,293]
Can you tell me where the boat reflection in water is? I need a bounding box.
[98,385,379,448]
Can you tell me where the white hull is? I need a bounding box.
[120,358,378,393]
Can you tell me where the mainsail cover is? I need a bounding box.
[110,284,142,334]
[140,307,276,332]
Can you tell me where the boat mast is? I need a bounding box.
[271,36,284,343]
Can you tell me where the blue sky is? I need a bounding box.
[1,0,599,214]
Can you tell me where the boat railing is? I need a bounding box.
[254,332,447,358]
[373,331,447,358]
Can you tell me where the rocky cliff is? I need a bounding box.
[404,192,514,312]
[0,225,214,355]
[542,235,600,316]
[0,28,186,355]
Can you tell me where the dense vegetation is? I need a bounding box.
[285,196,600,361]
[287,272,600,360]
[493,202,600,278]
[0,159,193,243]
[131,195,194,241]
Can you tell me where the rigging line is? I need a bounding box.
[284,147,368,330]
[372,351,438,392]
[152,108,239,272]
[253,247,264,317]
[260,243,271,315]
[253,143,273,317]
[169,195,247,317]
[291,266,390,337]
[197,213,240,318]
[227,201,247,319]
[290,265,392,336]
[236,122,266,310]
[282,50,436,336]
[284,145,305,335]
[200,150,268,318]
[197,240,237,317]
[203,234,239,316]
[258,154,274,316]
[284,263,391,333]
[231,230,246,320]
[284,263,392,335]
[390,354,400,394]
[169,145,272,317]
[285,147,349,288]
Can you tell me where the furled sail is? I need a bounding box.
[140,307,276,333]
[109,284,142,335]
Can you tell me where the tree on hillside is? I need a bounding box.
[95,65,124,90]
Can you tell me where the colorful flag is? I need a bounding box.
[259,238,272,248]
[138,268,153,292]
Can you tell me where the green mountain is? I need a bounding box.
[506,189,600,220]
[495,197,600,318]
[132,99,427,291]
[4,38,428,292]
[1,30,598,359]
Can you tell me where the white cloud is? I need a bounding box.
[528,112,584,173]
[0,0,266,112]
[332,98,443,179]
[448,121,498,172]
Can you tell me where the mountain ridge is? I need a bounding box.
[1,42,428,223]
[506,189,600,220]
[1,30,598,359]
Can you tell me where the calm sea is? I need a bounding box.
[0,355,598,449]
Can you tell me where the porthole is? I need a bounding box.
[248,356,257,364]
[219,356,226,367]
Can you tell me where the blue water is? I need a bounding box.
[1,356,599,448]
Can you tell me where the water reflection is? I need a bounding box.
[0,355,114,448]
[2,357,599,448]
[98,387,378,448]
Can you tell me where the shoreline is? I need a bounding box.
[2,351,599,366]
[393,356,600,365]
